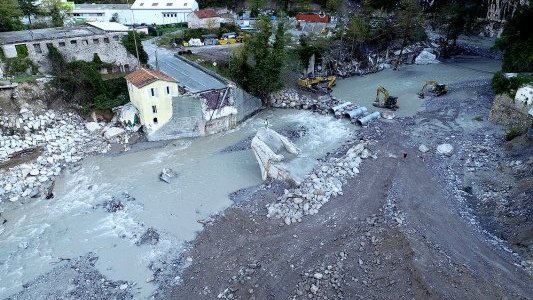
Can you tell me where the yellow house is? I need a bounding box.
[124,68,179,132]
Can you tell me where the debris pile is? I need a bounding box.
[266,142,372,225]
[270,89,341,114]
[0,109,114,203]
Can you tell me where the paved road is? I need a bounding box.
[143,40,226,92]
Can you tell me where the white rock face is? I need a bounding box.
[437,143,454,155]
[515,85,533,106]
[415,50,439,65]
[85,122,101,132]
[103,127,125,139]
[251,127,300,182]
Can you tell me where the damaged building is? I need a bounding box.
[124,68,237,141]
[0,22,140,74]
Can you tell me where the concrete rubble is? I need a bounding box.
[251,128,300,182]
[0,108,132,204]
[266,141,372,225]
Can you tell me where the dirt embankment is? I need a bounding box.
[156,80,532,299]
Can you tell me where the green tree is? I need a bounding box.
[393,0,426,69]
[110,12,119,22]
[230,18,287,103]
[122,32,149,65]
[432,0,483,56]
[0,0,23,32]
[346,14,370,58]
[326,0,341,13]
[41,0,72,27]
[248,0,266,16]
[17,0,39,25]
[364,0,397,11]
[494,5,533,72]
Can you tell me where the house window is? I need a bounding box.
[59,41,66,47]
[93,38,99,44]
[184,2,187,6]
[82,39,89,45]
[103,37,110,43]
[73,13,80,16]
[113,35,119,41]
[139,2,144,6]
[70,40,77,45]
[128,83,132,91]
[166,86,170,94]
[153,117,158,124]
[166,2,172,5]
[150,88,155,96]
[33,43,42,53]
[152,2,158,6]
[152,105,157,113]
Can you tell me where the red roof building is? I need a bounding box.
[193,9,219,19]
[295,13,330,23]
[124,68,177,88]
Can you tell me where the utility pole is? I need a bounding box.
[126,0,141,67]
[155,47,159,71]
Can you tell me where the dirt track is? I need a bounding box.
[158,80,532,299]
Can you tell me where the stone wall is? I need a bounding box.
[489,93,533,130]
[5,32,139,73]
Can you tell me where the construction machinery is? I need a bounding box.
[418,80,448,98]
[373,86,399,110]
[298,76,337,93]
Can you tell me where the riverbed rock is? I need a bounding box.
[103,127,125,139]
[415,50,439,65]
[418,144,430,153]
[159,168,177,183]
[85,122,101,132]
[437,143,454,155]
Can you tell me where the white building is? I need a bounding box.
[68,0,199,25]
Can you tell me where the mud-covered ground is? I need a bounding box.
[157,80,532,299]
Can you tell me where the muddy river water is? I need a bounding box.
[0,59,499,299]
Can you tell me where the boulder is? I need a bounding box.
[159,168,177,183]
[415,50,439,65]
[418,144,430,153]
[437,143,454,155]
[251,127,300,182]
[85,122,101,132]
[103,127,125,139]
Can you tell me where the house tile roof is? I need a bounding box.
[193,9,218,19]
[125,68,177,88]
[296,13,330,23]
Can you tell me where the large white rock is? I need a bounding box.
[251,127,300,182]
[103,127,125,139]
[437,143,454,155]
[415,50,439,65]
[85,122,101,132]
[515,85,533,106]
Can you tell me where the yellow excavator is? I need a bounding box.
[418,80,448,99]
[373,86,399,110]
[298,76,337,93]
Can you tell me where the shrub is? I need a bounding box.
[4,57,37,75]
[15,44,28,58]
[492,71,533,96]
[505,127,523,141]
